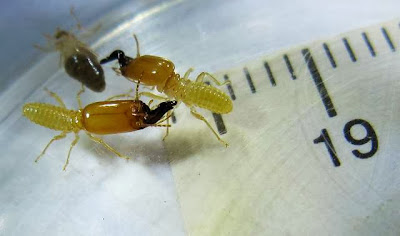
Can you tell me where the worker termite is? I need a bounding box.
[22,84,177,170]
[35,8,105,92]
[100,35,233,146]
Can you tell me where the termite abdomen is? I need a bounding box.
[64,48,105,92]
[22,103,81,132]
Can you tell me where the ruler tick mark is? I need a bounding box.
[302,48,337,118]
[243,67,256,93]
[342,38,357,62]
[362,32,376,57]
[322,43,337,68]
[381,27,396,51]
[263,61,276,86]
[212,113,227,135]
[314,129,341,167]
[283,54,297,80]
[205,81,227,135]
[224,74,236,100]
[171,112,177,124]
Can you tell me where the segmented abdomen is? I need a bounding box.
[179,81,233,114]
[23,103,81,132]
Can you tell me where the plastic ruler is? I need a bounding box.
[166,19,400,235]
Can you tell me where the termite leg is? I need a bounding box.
[42,33,54,41]
[162,111,171,141]
[133,34,141,57]
[147,123,171,128]
[106,88,134,101]
[35,132,67,163]
[190,107,229,147]
[196,72,230,86]
[63,132,80,171]
[112,67,122,76]
[33,44,54,52]
[148,100,155,108]
[35,41,61,66]
[76,84,85,109]
[107,74,145,101]
[79,24,102,42]
[145,86,156,90]
[150,108,173,140]
[138,92,169,101]
[44,88,66,108]
[85,132,130,160]
[70,6,83,30]
[135,74,142,100]
[130,80,155,91]
[183,68,194,79]
[69,6,102,38]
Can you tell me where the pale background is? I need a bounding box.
[0,0,399,235]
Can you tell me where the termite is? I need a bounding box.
[35,8,105,92]
[100,35,233,146]
[22,84,177,170]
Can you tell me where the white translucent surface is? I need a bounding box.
[0,0,399,235]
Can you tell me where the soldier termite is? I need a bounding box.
[23,84,176,170]
[100,35,233,146]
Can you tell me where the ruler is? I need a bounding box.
[166,19,400,235]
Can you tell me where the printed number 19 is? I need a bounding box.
[314,119,378,167]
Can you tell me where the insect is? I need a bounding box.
[35,8,105,92]
[100,35,233,146]
[22,84,177,170]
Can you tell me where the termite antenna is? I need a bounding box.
[133,34,140,57]
[70,6,83,30]
[135,73,142,101]
[100,50,132,67]
[150,124,171,128]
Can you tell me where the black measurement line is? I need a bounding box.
[381,27,396,51]
[205,81,227,135]
[314,129,341,167]
[342,38,357,62]
[302,48,337,118]
[171,112,177,124]
[361,32,376,57]
[263,61,276,86]
[243,67,256,93]
[212,113,227,135]
[283,54,297,80]
[322,43,337,68]
[224,74,236,100]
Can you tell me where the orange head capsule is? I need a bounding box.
[100,50,174,92]
[82,100,177,134]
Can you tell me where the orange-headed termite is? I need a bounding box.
[23,84,176,170]
[100,35,232,146]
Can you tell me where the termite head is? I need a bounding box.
[51,28,77,51]
[54,29,70,39]
[101,49,175,91]
[100,50,133,68]
[144,100,177,125]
